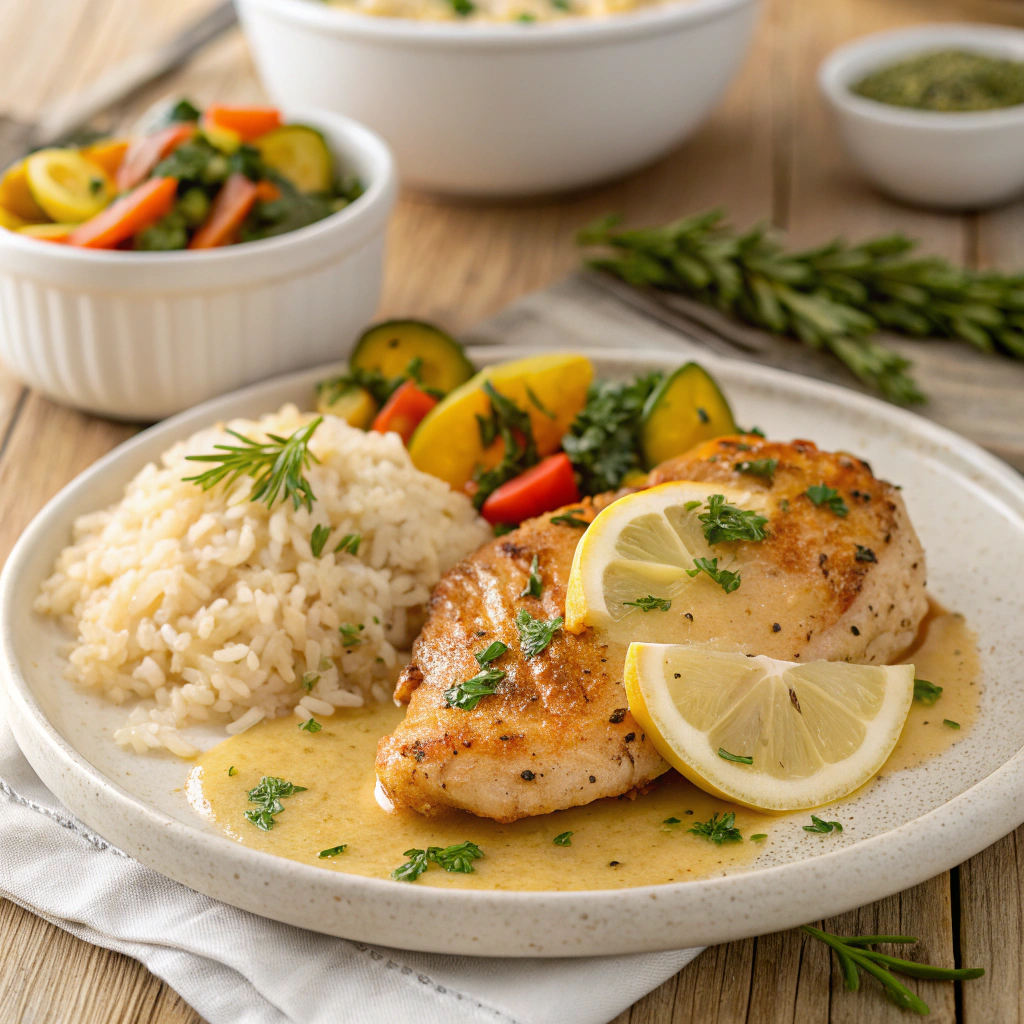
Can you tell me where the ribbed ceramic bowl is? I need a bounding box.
[236,0,759,197]
[0,108,397,421]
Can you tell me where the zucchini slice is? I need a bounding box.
[255,125,333,193]
[351,320,475,396]
[641,362,736,469]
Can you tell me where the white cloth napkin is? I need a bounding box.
[0,713,700,1024]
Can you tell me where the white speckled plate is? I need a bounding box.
[1,348,1023,958]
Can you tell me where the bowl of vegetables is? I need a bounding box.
[0,101,396,420]
[318,319,737,525]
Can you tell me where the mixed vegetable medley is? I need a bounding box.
[317,321,738,530]
[0,99,361,250]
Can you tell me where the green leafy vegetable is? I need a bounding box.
[553,831,574,846]
[183,418,321,512]
[718,747,753,764]
[687,557,742,594]
[392,848,431,882]
[318,844,348,858]
[244,776,307,831]
[167,98,202,123]
[687,811,743,845]
[803,814,843,834]
[623,595,672,612]
[475,641,508,667]
[801,925,984,1015]
[392,842,484,881]
[310,524,330,558]
[520,555,543,598]
[471,383,539,509]
[913,677,943,705]
[698,494,769,544]
[515,608,563,657]
[806,484,849,516]
[298,718,321,733]
[444,668,505,711]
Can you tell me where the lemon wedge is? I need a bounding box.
[565,480,765,640]
[624,643,914,811]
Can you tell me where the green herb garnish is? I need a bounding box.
[183,418,321,512]
[475,641,508,667]
[687,557,742,594]
[310,524,330,558]
[520,554,543,598]
[913,678,943,705]
[318,844,348,858]
[298,718,321,733]
[806,484,849,517]
[801,925,983,1015]
[227,766,238,776]
[244,776,307,831]
[623,595,672,612]
[718,747,753,764]
[444,668,505,711]
[472,383,539,510]
[339,622,364,648]
[553,831,574,846]
[803,814,843,834]
[550,508,589,529]
[392,841,484,881]
[750,833,768,843]
[335,533,361,555]
[944,719,961,730]
[493,523,516,537]
[698,494,769,544]
[392,848,431,881]
[687,811,742,845]
[301,673,320,692]
[735,457,778,482]
[516,608,563,657]
[855,545,877,563]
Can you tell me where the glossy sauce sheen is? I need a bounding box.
[188,609,978,890]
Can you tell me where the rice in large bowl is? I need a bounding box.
[34,405,492,757]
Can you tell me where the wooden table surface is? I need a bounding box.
[1,0,1023,1020]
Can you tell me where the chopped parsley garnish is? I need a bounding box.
[449,0,475,14]
[718,747,753,764]
[310,524,330,558]
[444,668,505,711]
[227,766,238,777]
[520,554,543,598]
[334,532,361,555]
[550,508,588,529]
[803,814,843,834]
[750,833,768,843]
[687,811,743,845]
[854,544,877,563]
[183,418,321,512]
[735,457,778,482]
[302,673,320,692]
[944,719,961,729]
[687,556,742,593]
[471,383,538,510]
[475,640,509,667]
[493,523,516,537]
[339,622,364,647]
[806,484,849,517]
[914,677,943,705]
[298,718,322,733]
[561,372,662,495]
[684,499,701,511]
[244,776,307,831]
[547,831,572,847]
[516,608,563,657]
[525,385,556,419]
[318,844,348,858]
[698,494,769,544]
[623,595,672,612]
[392,841,484,881]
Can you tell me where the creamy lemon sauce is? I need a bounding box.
[187,607,978,890]
[323,0,679,23]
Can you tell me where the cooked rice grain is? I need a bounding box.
[35,405,491,757]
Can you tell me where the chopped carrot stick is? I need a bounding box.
[205,105,282,142]
[68,177,178,249]
[189,173,259,250]
[117,124,195,191]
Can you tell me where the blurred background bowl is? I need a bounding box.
[236,0,760,198]
[819,24,1024,210]
[0,108,396,422]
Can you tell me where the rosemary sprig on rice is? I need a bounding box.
[183,417,322,511]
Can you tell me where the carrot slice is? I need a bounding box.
[205,105,283,142]
[116,124,195,191]
[371,381,439,444]
[188,173,259,249]
[254,179,281,202]
[68,177,178,249]
[480,452,580,526]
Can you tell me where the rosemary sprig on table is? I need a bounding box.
[579,209,1024,404]
[802,926,984,1015]
[183,418,322,511]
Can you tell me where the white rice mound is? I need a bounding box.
[34,405,492,758]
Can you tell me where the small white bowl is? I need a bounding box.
[235,0,760,198]
[819,24,1024,210]
[0,108,397,421]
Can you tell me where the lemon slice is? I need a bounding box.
[565,480,763,638]
[624,643,914,811]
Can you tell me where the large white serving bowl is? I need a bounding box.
[1,347,1023,957]
[819,24,1024,210]
[235,0,760,197]
[0,108,397,421]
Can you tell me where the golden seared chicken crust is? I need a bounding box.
[376,437,928,822]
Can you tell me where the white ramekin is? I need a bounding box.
[235,0,759,197]
[0,108,397,421]
[819,24,1024,210]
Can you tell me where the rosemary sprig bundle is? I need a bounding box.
[579,209,1024,404]
[802,925,984,1014]
[183,417,322,511]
